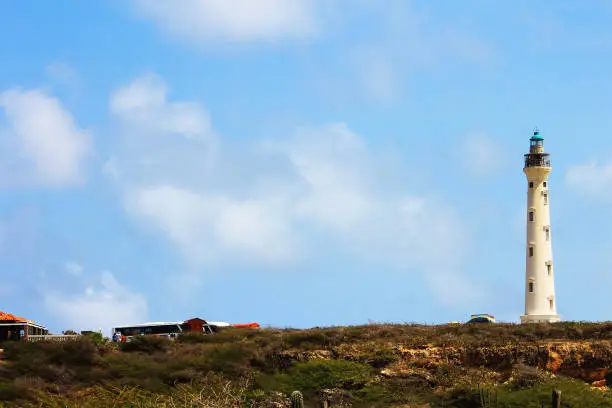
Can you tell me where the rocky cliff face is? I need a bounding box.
[275,340,612,387]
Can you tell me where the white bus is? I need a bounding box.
[112,321,213,341]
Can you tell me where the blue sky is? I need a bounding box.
[1,0,612,334]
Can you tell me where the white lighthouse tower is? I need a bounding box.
[520,129,560,324]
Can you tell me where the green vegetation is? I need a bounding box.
[261,360,374,397]
[291,390,304,408]
[0,322,611,407]
[82,331,106,345]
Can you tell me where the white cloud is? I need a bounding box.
[0,89,92,187]
[458,133,508,177]
[124,185,299,264]
[65,261,83,276]
[110,74,214,141]
[310,1,495,103]
[107,73,473,305]
[130,0,318,44]
[44,270,148,334]
[107,75,216,186]
[120,121,469,274]
[283,123,376,232]
[565,161,612,199]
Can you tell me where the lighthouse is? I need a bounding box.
[520,129,560,324]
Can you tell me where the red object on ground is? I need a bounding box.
[231,323,260,328]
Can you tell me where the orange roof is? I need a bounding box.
[0,311,27,322]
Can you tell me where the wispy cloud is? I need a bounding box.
[106,74,217,186]
[106,73,475,307]
[43,268,148,334]
[64,261,83,277]
[130,0,318,44]
[0,88,92,188]
[313,1,497,103]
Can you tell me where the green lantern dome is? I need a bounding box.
[530,129,543,141]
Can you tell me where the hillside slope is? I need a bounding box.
[1,322,612,407]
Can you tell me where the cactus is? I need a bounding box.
[478,386,498,408]
[552,390,561,408]
[291,391,304,408]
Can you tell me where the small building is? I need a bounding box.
[183,318,214,334]
[0,311,48,341]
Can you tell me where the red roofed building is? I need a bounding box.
[0,311,48,341]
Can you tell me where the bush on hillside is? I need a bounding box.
[119,335,169,354]
[176,333,208,344]
[505,365,548,390]
[498,377,612,407]
[0,380,30,402]
[83,332,107,345]
[3,338,99,369]
[0,338,100,385]
[262,360,374,396]
[282,331,329,349]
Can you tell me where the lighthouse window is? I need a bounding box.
[529,247,534,257]
[549,299,554,310]
[547,263,552,276]
[529,182,534,188]
[529,211,534,222]
[545,227,550,241]
[529,282,534,293]
[543,182,547,187]
[543,192,548,205]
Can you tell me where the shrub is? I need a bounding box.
[266,360,373,395]
[435,386,482,408]
[357,343,398,368]
[505,365,547,390]
[177,328,256,345]
[104,353,170,392]
[432,364,464,388]
[202,344,258,377]
[119,336,169,353]
[282,331,329,349]
[498,376,612,407]
[2,338,100,382]
[83,332,106,345]
[176,333,208,344]
[0,380,29,402]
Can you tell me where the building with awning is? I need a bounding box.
[0,311,48,341]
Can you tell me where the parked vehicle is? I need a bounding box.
[467,314,495,323]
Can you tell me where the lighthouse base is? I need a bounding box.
[520,314,561,324]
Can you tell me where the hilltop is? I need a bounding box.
[1,322,612,407]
